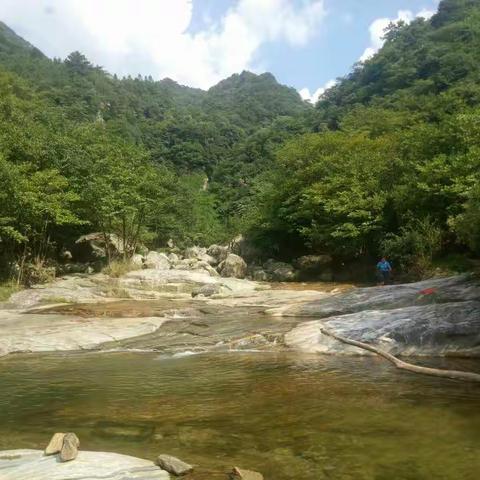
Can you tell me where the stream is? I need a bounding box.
[1,350,479,479]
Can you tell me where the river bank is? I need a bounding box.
[1,269,479,359]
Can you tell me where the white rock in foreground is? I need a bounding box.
[0,449,169,480]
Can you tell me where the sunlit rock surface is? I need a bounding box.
[277,275,480,317]
[1,273,479,357]
[0,449,168,480]
[285,301,480,356]
[284,275,480,357]
[0,310,166,355]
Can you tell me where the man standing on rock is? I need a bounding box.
[376,257,392,285]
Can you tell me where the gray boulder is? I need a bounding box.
[74,232,124,262]
[131,254,144,268]
[219,254,248,279]
[184,246,206,259]
[249,266,269,282]
[156,454,193,476]
[207,244,229,265]
[44,433,65,455]
[0,449,168,479]
[59,432,80,462]
[167,253,180,265]
[263,259,297,282]
[144,252,170,270]
[229,234,262,262]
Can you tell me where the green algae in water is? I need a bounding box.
[0,352,479,479]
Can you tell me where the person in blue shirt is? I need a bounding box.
[376,257,392,285]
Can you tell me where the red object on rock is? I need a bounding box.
[419,287,437,295]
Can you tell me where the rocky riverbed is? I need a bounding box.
[1,266,479,358]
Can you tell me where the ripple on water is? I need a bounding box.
[0,352,479,480]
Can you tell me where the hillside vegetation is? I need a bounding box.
[0,0,479,281]
[244,0,480,276]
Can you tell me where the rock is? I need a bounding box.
[191,284,222,298]
[248,266,269,282]
[184,246,206,259]
[281,274,480,318]
[44,433,65,455]
[0,308,167,355]
[59,433,80,462]
[144,252,171,270]
[219,254,248,279]
[285,301,480,357]
[183,247,216,265]
[60,250,73,261]
[156,454,193,476]
[74,232,124,262]
[206,245,229,265]
[131,254,144,268]
[263,259,297,282]
[229,235,261,262]
[196,261,220,277]
[230,467,264,480]
[0,449,168,479]
[168,252,180,265]
[167,239,175,248]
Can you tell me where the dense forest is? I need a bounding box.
[0,0,479,284]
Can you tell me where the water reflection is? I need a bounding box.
[0,352,479,479]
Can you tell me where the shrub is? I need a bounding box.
[381,218,442,279]
[102,260,138,278]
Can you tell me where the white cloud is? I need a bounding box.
[299,79,336,103]
[0,0,326,89]
[359,5,437,63]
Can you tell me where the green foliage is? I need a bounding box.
[1,0,480,283]
[381,218,443,278]
[241,0,480,276]
[450,183,480,254]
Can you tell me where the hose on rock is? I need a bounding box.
[319,326,480,383]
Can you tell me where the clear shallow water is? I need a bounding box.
[0,352,479,479]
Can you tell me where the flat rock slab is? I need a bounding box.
[285,301,480,356]
[0,449,169,480]
[0,310,167,355]
[156,454,193,475]
[280,275,480,318]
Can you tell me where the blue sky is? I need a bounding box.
[0,0,439,99]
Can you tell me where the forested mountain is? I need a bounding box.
[0,0,479,283]
[245,0,480,275]
[0,19,309,280]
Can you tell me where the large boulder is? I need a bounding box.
[184,246,206,259]
[184,246,216,265]
[249,266,269,282]
[74,233,124,262]
[263,259,297,282]
[206,244,229,265]
[144,252,170,270]
[131,254,144,268]
[219,254,248,279]
[0,449,168,479]
[229,235,261,262]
